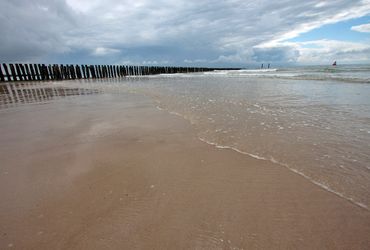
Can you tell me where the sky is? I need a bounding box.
[0,0,370,67]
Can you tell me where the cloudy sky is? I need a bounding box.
[1,0,370,67]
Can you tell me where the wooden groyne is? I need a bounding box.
[0,63,240,82]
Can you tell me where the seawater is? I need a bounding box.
[1,64,370,209]
[125,65,370,209]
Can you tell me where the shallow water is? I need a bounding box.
[1,65,370,209]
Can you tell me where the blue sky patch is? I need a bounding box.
[289,15,370,43]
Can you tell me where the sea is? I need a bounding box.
[1,64,370,209]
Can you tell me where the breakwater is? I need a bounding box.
[0,63,240,82]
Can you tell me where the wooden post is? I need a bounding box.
[90,65,95,78]
[81,65,86,79]
[67,64,72,79]
[99,65,102,78]
[85,65,89,79]
[53,64,58,80]
[103,65,106,78]
[110,65,114,78]
[33,64,39,80]
[48,65,53,80]
[60,65,65,79]
[98,65,103,78]
[102,65,106,78]
[106,65,109,78]
[107,65,109,78]
[114,65,118,78]
[79,65,83,79]
[83,65,87,79]
[29,64,35,81]
[70,65,76,79]
[75,65,82,79]
[0,64,4,82]
[113,65,117,77]
[63,65,69,79]
[32,64,39,80]
[19,64,27,80]
[93,65,97,78]
[98,65,102,78]
[93,65,98,78]
[86,65,90,79]
[24,64,32,81]
[36,64,43,80]
[9,64,17,81]
[42,64,49,80]
[15,64,23,81]
[2,64,11,81]
[38,64,44,80]
[55,64,62,80]
[67,65,71,79]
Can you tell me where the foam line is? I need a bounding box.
[198,137,369,211]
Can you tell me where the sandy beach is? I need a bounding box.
[0,87,370,249]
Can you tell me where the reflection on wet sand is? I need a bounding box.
[0,81,101,108]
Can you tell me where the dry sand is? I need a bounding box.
[0,92,369,249]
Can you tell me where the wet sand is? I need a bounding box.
[0,91,370,249]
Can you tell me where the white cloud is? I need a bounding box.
[274,39,370,64]
[351,23,370,33]
[184,59,208,63]
[92,47,120,56]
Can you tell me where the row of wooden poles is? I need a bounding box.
[0,63,239,82]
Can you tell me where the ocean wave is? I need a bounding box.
[155,100,369,211]
[209,70,370,83]
[197,137,369,211]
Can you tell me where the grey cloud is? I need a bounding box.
[1,0,370,65]
[0,0,77,62]
[252,46,300,63]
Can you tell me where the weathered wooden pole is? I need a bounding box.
[24,64,32,81]
[20,64,27,80]
[75,65,82,79]
[48,64,53,80]
[97,65,101,78]
[2,64,11,81]
[70,65,76,79]
[60,64,66,79]
[115,65,119,77]
[32,64,39,80]
[9,64,17,81]
[0,64,4,82]
[81,65,86,79]
[36,64,43,80]
[15,64,23,81]
[42,64,49,80]
[90,65,96,78]
[84,65,89,79]
[29,64,36,81]
[109,65,112,78]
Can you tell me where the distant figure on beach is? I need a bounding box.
[268,63,270,69]
[332,61,337,66]
[261,63,264,69]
